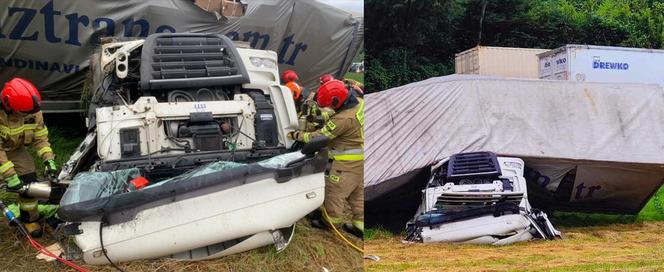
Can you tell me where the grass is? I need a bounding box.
[0,115,87,204]
[365,221,664,272]
[0,219,363,272]
[0,114,363,271]
[364,186,664,271]
[551,184,664,228]
[344,72,364,85]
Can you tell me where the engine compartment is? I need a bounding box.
[60,33,298,181]
[418,152,525,221]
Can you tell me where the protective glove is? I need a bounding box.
[299,102,310,115]
[44,159,58,179]
[5,174,23,191]
[287,131,301,141]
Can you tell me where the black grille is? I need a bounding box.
[447,152,501,182]
[140,33,249,91]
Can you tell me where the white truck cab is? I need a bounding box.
[406,152,561,245]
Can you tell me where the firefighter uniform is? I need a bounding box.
[343,79,364,98]
[285,81,303,101]
[0,111,58,232]
[299,81,334,132]
[282,70,305,111]
[299,99,335,132]
[293,98,364,232]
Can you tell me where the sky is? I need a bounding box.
[317,0,364,15]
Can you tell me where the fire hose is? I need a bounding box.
[321,208,363,253]
[0,200,89,272]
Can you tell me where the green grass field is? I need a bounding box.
[0,114,363,272]
[365,185,664,271]
[366,185,664,240]
[366,220,664,272]
[345,72,364,85]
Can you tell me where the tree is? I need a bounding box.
[366,0,664,92]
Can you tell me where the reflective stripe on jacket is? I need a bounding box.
[295,99,364,177]
[0,111,54,179]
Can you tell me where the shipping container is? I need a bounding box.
[455,46,549,78]
[538,44,664,86]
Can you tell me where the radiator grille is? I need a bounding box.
[140,33,249,91]
[447,152,501,181]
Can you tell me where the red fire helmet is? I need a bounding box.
[1,78,42,114]
[319,74,334,84]
[316,80,349,110]
[281,70,299,82]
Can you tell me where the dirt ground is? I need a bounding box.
[364,222,664,272]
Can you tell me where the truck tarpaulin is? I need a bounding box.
[365,75,664,214]
[0,0,363,110]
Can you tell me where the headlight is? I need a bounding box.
[250,57,277,69]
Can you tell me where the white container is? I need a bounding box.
[455,46,549,78]
[538,44,664,86]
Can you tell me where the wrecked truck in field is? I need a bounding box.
[53,33,326,264]
[364,75,664,244]
[405,151,561,245]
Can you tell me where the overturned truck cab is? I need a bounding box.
[55,33,325,264]
[406,152,561,245]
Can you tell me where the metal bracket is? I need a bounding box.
[271,229,287,252]
[61,222,83,235]
[100,39,144,77]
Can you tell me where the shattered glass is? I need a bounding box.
[155,161,247,186]
[60,168,140,206]
[61,151,304,206]
[258,152,305,168]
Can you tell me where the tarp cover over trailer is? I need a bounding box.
[365,75,664,214]
[0,0,363,108]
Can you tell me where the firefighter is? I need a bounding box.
[311,74,335,106]
[343,78,364,98]
[296,74,336,132]
[288,79,364,238]
[319,74,334,86]
[0,78,59,238]
[281,70,305,110]
[322,74,364,98]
